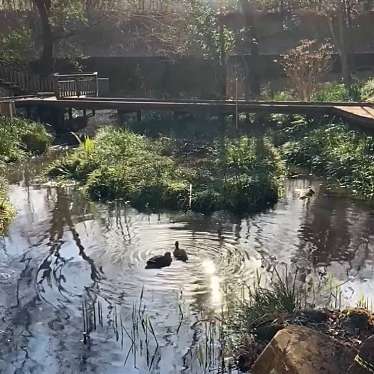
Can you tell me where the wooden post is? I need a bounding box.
[76,78,81,97]
[235,77,239,129]
[0,100,15,119]
[137,111,142,122]
[68,108,73,120]
[95,72,99,97]
[9,100,14,119]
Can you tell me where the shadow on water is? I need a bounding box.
[0,157,374,373]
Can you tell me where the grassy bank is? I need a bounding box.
[0,116,52,232]
[0,175,14,234]
[190,136,283,213]
[270,115,374,199]
[48,127,284,214]
[0,116,53,163]
[223,267,374,371]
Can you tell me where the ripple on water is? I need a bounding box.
[0,264,16,283]
[94,210,259,310]
[4,176,374,373]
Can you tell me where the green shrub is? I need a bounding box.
[0,177,14,234]
[279,120,374,199]
[191,137,283,214]
[361,78,374,102]
[50,128,190,210]
[0,117,53,162]
[263,90,294,101]
[50,128,284,214]
[313,83,361,102]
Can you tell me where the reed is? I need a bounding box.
[0,176,14,234]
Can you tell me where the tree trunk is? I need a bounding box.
[240,0,260,99]
[218,17,227,99]
[328,10,351,87]
[34,0,54,76]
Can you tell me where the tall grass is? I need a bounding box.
[0,116,53,162]
[225,267,303,337]
[0,116,52,231]
[49,128,190,210]
[49,128,284,214]
[192,136,284,213]
[0,175,14,234]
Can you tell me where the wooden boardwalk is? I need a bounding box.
[334,105,374,127]
[2,67,372,127]
[13,96,374,127]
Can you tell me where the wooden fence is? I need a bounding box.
[54,72,99,99]
[0,64,55,93]
[0,66,103,99]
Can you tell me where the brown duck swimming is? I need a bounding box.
[173,241,188,262]
[145,252,172,269]
[300,187,315,200]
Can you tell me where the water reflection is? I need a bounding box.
[0,162,374,373]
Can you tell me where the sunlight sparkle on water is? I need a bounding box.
[202,258,222,307]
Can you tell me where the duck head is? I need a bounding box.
[165,252,172,259]
[175,241,179,249]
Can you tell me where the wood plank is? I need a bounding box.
[334,106,374,127]
[15,97,334,115]
[12,95,374,128]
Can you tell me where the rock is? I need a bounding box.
[301,309,330,324]
[340,308,372,334]
[255,323,284,342]
[348,335,374,374]
[252,325,355,374]
[236,335,265,372]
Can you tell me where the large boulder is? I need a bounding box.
[252,325,356,374]
[348,335,374,374]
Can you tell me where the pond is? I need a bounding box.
[0,156,374,373]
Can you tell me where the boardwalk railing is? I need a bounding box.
[54,72,98,99]
[0,64,55,93]
[0,66,104,99]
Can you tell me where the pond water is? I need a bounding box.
[1,157,374,374]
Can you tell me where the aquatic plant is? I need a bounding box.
[0,117,51,230]
[0,116,53,162]
[226,268,301,335]
[192,136,284,214]
[224,265,374,372]
[49,128,190,210]
[49,127,284,214]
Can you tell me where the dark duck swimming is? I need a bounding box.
[145,252,172,269]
